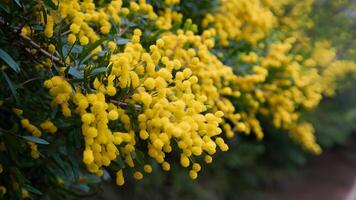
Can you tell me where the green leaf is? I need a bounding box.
[78,38,105,64]
[52,154,67,176]
[72,184,90,193]
[90,67,107,77]
[66,145,79,180]
[43,0,57,9]
[13,0,22,7]
[22,184,43,195]
[2,71,19,103]
[0,49,20,73]
[56,28,64,59]
[22,136,50,145]
[133,150,144,166]
[68,67,83,79]
[115,156,126,169]
[0,2,10,13]
[115,37,130,45]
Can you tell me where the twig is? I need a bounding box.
[89,89,142,110]
[0,18,65,66]
[110,99,142,110]
[20,34,64,65]
[20,77,42,86]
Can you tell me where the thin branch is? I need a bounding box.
[110,99,142,110]
[20,34,64,65]
[0,18,65,66]
[20,77,42,86]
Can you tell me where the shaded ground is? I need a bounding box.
[267,137,356,200]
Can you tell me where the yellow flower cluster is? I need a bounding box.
[203,0,277,45]
[275,0,315,41]
[156,8,183,30]
[322,61,356,96]
[289,122,321,154]
[311,41,337,67]
[34,0,355,187]
[20,118,57,158]
[44,29,233,182]
[154,29,244,138]
[40,120,58,134]
[46,0,158,45]
[235,38,324,150]
[72,91,126,177]
[21,119,42,137]
[305,41,356,96]
[28,142,40,159]
[44,76,72,117]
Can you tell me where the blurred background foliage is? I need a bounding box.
[309,0,356,60]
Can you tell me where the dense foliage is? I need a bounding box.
[0,0,355,199]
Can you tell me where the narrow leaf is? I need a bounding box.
[0,3,10,13]
[22,136,49,145]
[13,0,22,7]
[78,39,105,63]
[0,49,20,73]
[43,0,56,9]
[22,184,43,195]
[2,72,19,103]
[68,67,83,79]
[115,38,130,45]
[90,67,107,76]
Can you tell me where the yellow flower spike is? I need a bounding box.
[20,119,30,128]
[189,170,198,180]
[156,39,165,48]
[81,113,94,124]
[106,86,117,96]
[108,41,117,52]
[130,2,140,12]
[134,29,142,36]
[162,161,170,171]
[48,44,56,54]
[139,130,149,140]
[120,8,130,16]
[143,78,155,90]
[116,170,125,186]
[86,127,98,138]
[83,148,94,164]
[180,155,190,167]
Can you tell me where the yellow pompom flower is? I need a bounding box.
[143,164,153,173]
[67,34,76,45]
[80,36,89,45]
[162,162,170,171]
[83,149,94,164]
[133,171,143,180]
[48,44,56,54]
[189,170,198,180]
